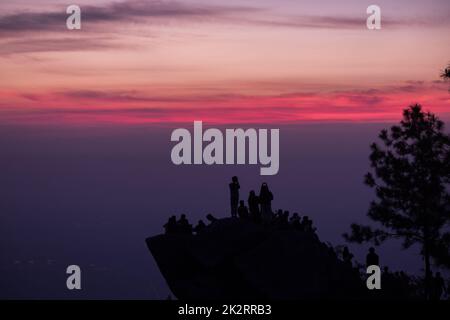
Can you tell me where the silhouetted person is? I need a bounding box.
[381,266,392,293]
[237,200,249,219]
[342,246,353,268]
[248,190,260,222]
[275,209,283,219]
[290,212,300,223]
[432,272,446,300]
[229,176,240,218]
[366,247,379,267]
[281,210,289,225]
[300,216,308,231]
[290,213,301,229]
[206,213,218,224]
[178,214,192,234]
[194,220,206,234]
[301,216,315,232]
[259,182,273,223]
[164,215,177,234]
[273,209,282,224]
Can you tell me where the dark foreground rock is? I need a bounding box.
[146,218,366,300]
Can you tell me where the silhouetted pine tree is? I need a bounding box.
[344,104,450,299]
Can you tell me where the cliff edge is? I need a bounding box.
[146,217,366,300]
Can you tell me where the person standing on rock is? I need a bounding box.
[229,176,240,218]
[366,247,379,268]
[259,182,273,223]
[248,190,260,222]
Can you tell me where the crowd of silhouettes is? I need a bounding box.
[227,177,319,236]
[163,214,193,234]
[161,176,450,300]
[163,176,318,236]
[164,214,218,236]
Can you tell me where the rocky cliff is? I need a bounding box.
[146,218,365,300]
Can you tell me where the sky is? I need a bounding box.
[0,0,449,124]
[1,0,450,299]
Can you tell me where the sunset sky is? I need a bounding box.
[1,0,449,124]
[2,1,450,299]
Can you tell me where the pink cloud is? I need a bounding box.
[1,81,449,125]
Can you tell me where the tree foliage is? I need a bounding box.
[344,105,450,272]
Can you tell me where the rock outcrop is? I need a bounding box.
[146,218,365,300]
